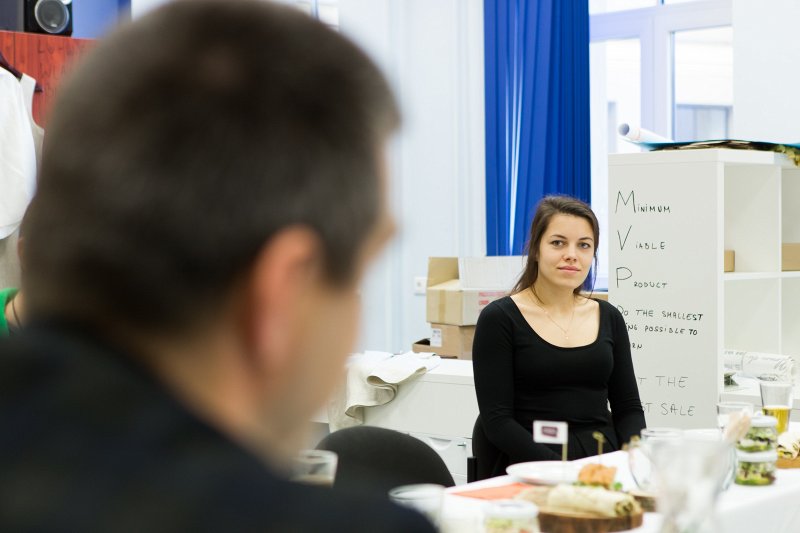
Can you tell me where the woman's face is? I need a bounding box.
[536,214,595,291]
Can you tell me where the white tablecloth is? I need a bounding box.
[442,450,800,533]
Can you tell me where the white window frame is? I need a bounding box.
[590,0,732,139]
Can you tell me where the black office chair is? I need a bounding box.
[470,414,505,481]
[316,426,455,496]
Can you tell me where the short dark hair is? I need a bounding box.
[23,0,399,334]
[513,195,599,295]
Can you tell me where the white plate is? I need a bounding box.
[506,461,580,485]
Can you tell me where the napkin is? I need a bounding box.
[450,483,531,501]
[326,351,440,431]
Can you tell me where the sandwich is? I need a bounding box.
[777,431,800,460]
[577,462,621,491]
[546,484,641,518]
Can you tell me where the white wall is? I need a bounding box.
[129,0,487,352]
[130,0,170,18]
[339,0,486,352]
[733,0,800,142]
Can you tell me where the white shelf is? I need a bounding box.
[722,271,800,281]
[609,148,794,167]
[724,272,782,281]
[610,148,798,429]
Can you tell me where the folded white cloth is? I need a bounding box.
[0,69,36,239]
[326,350,440,431]
[724,350,794,382]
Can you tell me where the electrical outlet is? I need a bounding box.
[413,276,427,295]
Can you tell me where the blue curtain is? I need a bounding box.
[484,0,590,256]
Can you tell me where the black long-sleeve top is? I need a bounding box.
[472,296,645,468]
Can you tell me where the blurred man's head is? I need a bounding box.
[23,0,398,459]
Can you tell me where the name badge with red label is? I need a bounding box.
[533,420,568,445]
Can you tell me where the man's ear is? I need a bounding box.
[245,226,322,375]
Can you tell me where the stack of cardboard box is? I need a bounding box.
[724,249,735,272]
[412,256,525,359]
[784,243,800,271]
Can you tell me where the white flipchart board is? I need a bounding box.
[609,154,722,429]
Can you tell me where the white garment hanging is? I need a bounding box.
[19,73,45,168]
[0,68,36,239]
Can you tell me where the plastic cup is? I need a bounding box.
[290,449,338,487]
[484,500,539,533]
[759,381,793,434]
[389,483,445,527]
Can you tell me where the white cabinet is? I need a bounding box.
[410,432,472,485]
[609,149,800,428]
[362,359,479,485]
[364,362,477,436]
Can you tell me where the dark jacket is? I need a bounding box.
[0,326,435,532]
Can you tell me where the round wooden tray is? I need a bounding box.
[537,507,644,533]
[627,489,657,512]
[776,455,800,469]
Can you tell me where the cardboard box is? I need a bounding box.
[783,243,800,271]
[412,323,476,359]
[724,250,735,272]
[425,257,524,326]
[457,256,526,289]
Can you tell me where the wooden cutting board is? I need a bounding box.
[776,456,800,469]
[537,508,644,533]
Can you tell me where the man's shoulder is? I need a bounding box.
[198,478,437,532]
[0,329,436,532]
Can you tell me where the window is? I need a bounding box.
[590,38,642,288]
[673,26,733,141]
[281,0,339,28]
[590,0,657,15]
[589,0,732,287]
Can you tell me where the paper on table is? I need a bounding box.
[616,128,800,166]
[618,123,672,144]
[724,350,794,382]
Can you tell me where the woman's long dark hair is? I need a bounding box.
[512,195,600,296]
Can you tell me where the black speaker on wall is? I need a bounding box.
[25,0,72,36]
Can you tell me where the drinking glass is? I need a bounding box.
[684,428,736,491]
[389,484,445,527]
[291,449,338,487]
[649,436,732,533]
[716,401,754,430]
[759,381,793,434]
[628,427,683,491]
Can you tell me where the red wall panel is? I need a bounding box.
[0,31,93,127]
[0,32,14,61]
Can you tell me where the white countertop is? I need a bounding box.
[418,358,474,385]
[722,376,800,416]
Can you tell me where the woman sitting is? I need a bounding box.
[473,195,645,475]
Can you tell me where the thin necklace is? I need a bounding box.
[529,288,576,340]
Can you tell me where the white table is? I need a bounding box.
[722,376,800,422]
[441,450,800,533]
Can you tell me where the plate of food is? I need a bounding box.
[506,461,580,485]
[506,461,579,485]
[515,463,644,532]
